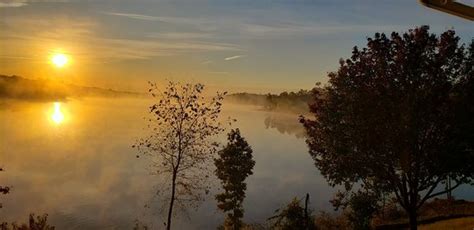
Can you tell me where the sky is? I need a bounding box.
[0,0,473,93]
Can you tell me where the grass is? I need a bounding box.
[419,217,474,230]
[375,199,474,230]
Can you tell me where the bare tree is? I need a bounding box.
[134,81,227,230]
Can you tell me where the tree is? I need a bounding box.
[134,81,227,230]
[330,190,381,230]
[301,26,474,230]
[0,214,55,230]
[0,167,9,209]
[268,195,316,230]
[215,129,255,230]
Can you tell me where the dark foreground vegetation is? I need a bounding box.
[0,214,55,230]
[3,198,474,229]
[2,26,473,230]
[375,199,474,229]
[0,167,9,209]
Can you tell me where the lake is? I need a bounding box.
[0,98,473,229]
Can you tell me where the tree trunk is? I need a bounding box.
[167,171,177,230]
[447,176,452,200]
[408,209,417,230]
[304,193,309,229]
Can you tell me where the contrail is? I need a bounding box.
[224,55,245,61]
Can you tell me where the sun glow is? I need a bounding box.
[51,102,65,124]
[51,53,68,68]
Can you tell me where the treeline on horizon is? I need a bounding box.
[225,88,319,113]
[0,74,314,113]
[0,75,140,101]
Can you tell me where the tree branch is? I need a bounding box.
[426,180,464,199]
[417,177,464,209]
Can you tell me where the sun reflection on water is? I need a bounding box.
[51,102,65,124]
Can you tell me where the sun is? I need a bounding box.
[51,53,68,68]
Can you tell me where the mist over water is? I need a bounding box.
[1,98,473,229]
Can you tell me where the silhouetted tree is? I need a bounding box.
[301,26,474,230]
[0,167,9,209]
[215,129,255,230]
[0,214,55,230]
[134,81,227,230]
[330,190,380,230]
[132,220,149,230]
[268,196,316,230]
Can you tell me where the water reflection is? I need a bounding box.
[50,102,65,125]
[1,100,472,229]
[264,113,306,139]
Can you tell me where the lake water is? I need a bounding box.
[1,98,473,229]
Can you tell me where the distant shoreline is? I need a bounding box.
[0,74,143,102]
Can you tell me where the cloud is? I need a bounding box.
[102,12,161,21]
[147,32,212,40]
[0,0,27,7]
[224,55,245,61]
[102,11,211,27]
[240,22,403,38]
[0,16,240,61]
[102,11,404,41]
[102,10,400,42]
[88,39,239,60]
[0,55,34,60]
[0,0,68,7]
[208,71,229,75]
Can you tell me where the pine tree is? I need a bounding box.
[215,129,255,230]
